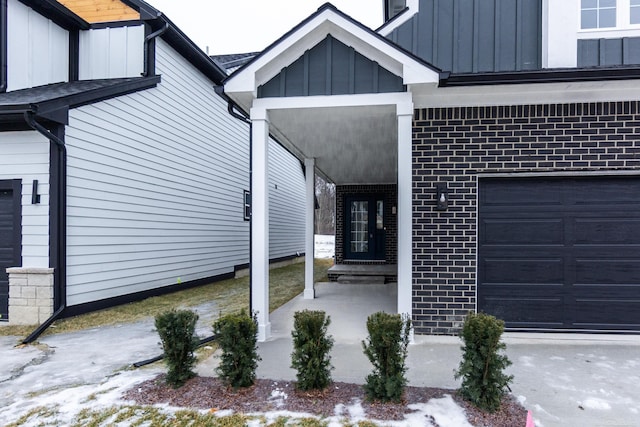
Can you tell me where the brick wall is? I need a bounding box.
[335,184,397,265]
[412,102,640,335]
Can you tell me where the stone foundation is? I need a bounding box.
[7,267,54,325]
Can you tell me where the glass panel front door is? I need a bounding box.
[350,201,369,253]
[345,195,385,260]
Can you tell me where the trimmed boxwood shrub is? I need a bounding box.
[454,312,514,412]
[155,309,199,388]
[361,311,411,402]
[290,310,334,390]
[213,310,261,388]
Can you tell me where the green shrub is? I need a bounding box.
[213,310,261,388]
[361,311,411,402]
[155,309,199,388]
[454,312,514,412]
[290,310,334,390]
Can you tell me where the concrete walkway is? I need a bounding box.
[1,281,638,426]
[204,282,640,427]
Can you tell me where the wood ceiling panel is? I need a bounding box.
[57,0,139,23]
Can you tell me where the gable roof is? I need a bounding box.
[224,3,441,111]
[0,76,160,124]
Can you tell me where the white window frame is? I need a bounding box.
[581,0,617,29]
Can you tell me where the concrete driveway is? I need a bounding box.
[1,282,639,426]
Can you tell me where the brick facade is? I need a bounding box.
[335,184,398,265]
[412,102,640,335]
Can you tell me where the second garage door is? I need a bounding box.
[0,180,21,322]
[478,176,640,332]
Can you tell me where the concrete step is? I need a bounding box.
[336,275,386,284]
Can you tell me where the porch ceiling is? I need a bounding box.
[267,104,398,185]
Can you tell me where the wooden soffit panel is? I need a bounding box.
[57,0,139,23]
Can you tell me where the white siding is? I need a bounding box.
[268,141,305,259]
[0,131,50,268]
[64,39,250,306]
[6,0,68,91]
[78,26,144,80]
[544,0,640,68]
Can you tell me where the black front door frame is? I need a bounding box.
[344,194,385,261]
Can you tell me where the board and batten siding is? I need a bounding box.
[78,25,144,80]
[0,131,50,268]
[65,39,250,306]
[6,0,68,91]
[268,142,305,260]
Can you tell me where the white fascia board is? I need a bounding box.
[253,91,413,112]
[413,79,640,108]
[224,7,438,96]
[377,0,420,36]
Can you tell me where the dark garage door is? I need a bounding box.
[478,176,640,331]
[0,180,21,322]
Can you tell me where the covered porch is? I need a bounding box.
[223,4,439,341]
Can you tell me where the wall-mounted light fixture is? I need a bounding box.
[436,184,448,211]
[31,180,41,204]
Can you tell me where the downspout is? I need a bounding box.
[1,0,8,92]
[142,20,169,77]
[213,85,253,313]
[22,111,67,345]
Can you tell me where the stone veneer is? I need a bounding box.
[7,267,54,324]
[412,102,640,335]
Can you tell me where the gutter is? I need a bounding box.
[143,20,169,77]
[213,85,253,313]
[1,0,7,93]
[21,111,67,345]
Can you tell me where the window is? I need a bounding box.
[243,190,251,221]
[581,0,617,29]
[632,0,640,23]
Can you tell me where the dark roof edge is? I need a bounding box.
[439,67,640,87]
[224,2,441,84]
[17,0,89,30]
[123,0,228,83]
[0,76,161,125]
[376,6,410,33]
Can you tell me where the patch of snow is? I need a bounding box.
[517,395,527,405]
[519,356,535,368]
[595,362,614,369]
[549,356,565,361]
[268,388,288,408]
[581,398,611,411]
[408,395,473,427]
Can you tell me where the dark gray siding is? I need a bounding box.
[386,0,541,73]
[578,37,640,67]
[258,35,404,98]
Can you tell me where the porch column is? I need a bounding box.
[304,158,315,299]
[251,107,271,341]
[397,102,414,319]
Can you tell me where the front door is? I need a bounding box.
[344,195,385,260]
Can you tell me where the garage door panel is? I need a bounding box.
[571,180,640,206]
[575,259,640,284]
[479,176,640,332]
[481,179,564,209]
[572,299,640,329]
[573,218,640,245]
[481,296,565,328]
[482,257,564,284]
[481,219,564,245]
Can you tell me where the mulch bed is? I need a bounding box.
[123,375,526,426]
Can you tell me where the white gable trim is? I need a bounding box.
[225,6,438,98]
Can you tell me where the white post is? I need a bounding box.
[250,107,271,341]
[304,158,315,299]
[396,102,414,321]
